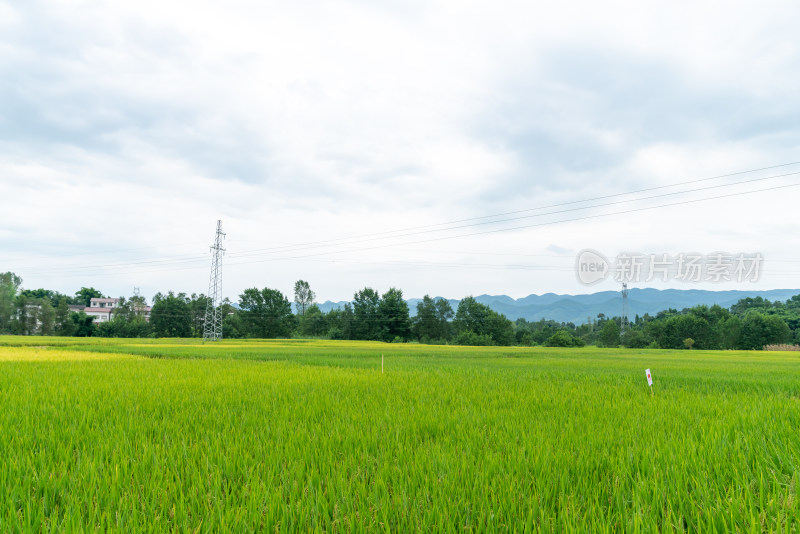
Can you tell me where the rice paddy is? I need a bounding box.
[0,337,798,532]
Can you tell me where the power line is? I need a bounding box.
[220,161,800,255]
[10,163,800,280]
[13,163,800,277]
[223,169,800,259]
[17,180,800,280]
[220,180,800,264]
[21,252,800,280]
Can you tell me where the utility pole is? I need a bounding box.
[203,220,226,342]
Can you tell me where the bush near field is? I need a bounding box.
[763,344,800,351]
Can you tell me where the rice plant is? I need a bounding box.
[0,340,798,531]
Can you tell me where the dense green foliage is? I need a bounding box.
[352,287,383,341]
[411,295,453,343]
[2,271,799,349]
[0,272,22,333]
[1,339,799,531]
[150,292,193,337]
[622,301,797,350]
[238,287,295,338]
[453,296,515,346]
[513,298,800,350]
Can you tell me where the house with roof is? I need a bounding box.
[84,298,152,323]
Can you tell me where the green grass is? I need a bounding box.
[0,338,798,532]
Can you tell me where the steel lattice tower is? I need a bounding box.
[621,282,629,336]
[203,220,226,342]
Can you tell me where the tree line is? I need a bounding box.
[510,296,800,350]
[1,271,798,349]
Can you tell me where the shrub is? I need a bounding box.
[454,331,494,346]
[328,327,345,340]
[545,330,584,348]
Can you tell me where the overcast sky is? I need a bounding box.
[1,0,799,303]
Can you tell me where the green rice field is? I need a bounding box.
[0,337,798,532]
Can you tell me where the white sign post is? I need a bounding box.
[645,368,653,394]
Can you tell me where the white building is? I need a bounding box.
[84,298,151,323]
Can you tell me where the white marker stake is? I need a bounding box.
[645,368,653,395]
[382,354,384,374]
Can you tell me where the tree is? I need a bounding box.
[622,328,651,348]
[352,288,383,341]
[239,287,294,338]
[683,338,695,350]
[188,293,211,337]
[658,314,711,349]
[293,280,316,316]
[298,304,328,337]
[55,299,73,336]
[730,296,772,316]
[413,295,440,342]
[378,287,411,342]
[12,294,35,335]
[70,311,96,337]
[453,296,489,337]
[738,312,791,350]
[688,305,729,349]
[485,311,516,346]
[221,299,245,339]
[435,299,455,339]
[598,320,621,347]
[38,300,55,336]
[20,289,74,307]
[719,315,742,350]
[545,329,584,347]
[453,296,515,346]
[0,272,22,333]
[150,292,191,337]
[75,287,104,307]
[326,304,354,340]
[413,295,453,343]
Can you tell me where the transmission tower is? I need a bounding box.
[621,282,629,336]
[203,220,226,342]
[132,287,142,318]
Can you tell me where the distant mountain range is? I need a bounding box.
[313,288,800,325]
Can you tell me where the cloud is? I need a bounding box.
[1,0,799,301]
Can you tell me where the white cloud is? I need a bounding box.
[1,0,798,302]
